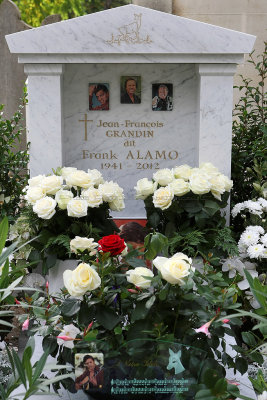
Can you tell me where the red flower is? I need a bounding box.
[98,235,126,256]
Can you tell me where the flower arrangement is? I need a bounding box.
[11,168,125,270]
[135,162,235,258]
[18,233,263,400]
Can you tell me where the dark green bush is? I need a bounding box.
[0,102,29,222]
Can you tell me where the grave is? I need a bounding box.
[5,4,255,220]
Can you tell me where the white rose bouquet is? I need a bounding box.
[135,163,233,256]
[16,168,125,269]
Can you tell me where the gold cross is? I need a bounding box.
[78,114,93,141]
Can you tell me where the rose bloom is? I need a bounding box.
[66,170,93,189]
[127,267,154,289]
[221,174,233,191]
[99,181,123,202]
[63,262,101,296]
[189,172,211,195]
[135,178,156,200]
[153,169,174,186]
[153,253,193,285]
[153,186,174,210]
[25,186,45,205]
[109,193,125,211]
[41,175,63,195]
[60,167,77,179]
[55,189,74,209]
[33,196,57,219]
[67,198,88,218]
[173,164,192,181]
[210,174,226,200]
[199,162,219,177]
[70,236,98,254]
[82,187,103,208]
[169,179,190,196]
[28,174,45,187]
[87,169,104,186]
[98,235,126,256]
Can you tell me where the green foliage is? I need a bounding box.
[231,43,267,214]
[13,0,131,27]
[0,103,29,222]
[144,191,234,261]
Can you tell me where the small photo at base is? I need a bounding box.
[89,83,109,111]
[75,353,104,391]
[152,83,173,111]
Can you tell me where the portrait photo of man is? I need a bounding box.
[89,83,109,111]
[75,353,104,392]
[152,83,173,111]
[120,76,141,104]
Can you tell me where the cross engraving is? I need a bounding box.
[78,114,93,141]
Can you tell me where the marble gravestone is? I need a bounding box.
[6,5,255,219]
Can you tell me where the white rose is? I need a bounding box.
[57,324,80,349]
[153,186,174,210]
[70,236,98,254]
[109,193,125,211]
[173,165,192,181]
[169,179,190,196]
[199,162,219,177]
[153,253,193,285]
[66,170,93,189]
[189,172,211,195]
[25,186,45,204]
[126,267,154,289]
[82,188,103,208]
[33,196,57,219]
[63,262,101,296]
[67,198,88,218]
[60,167,77,179]
[210,174,226,200]
[55,189,74,209]
[99,181,123,202]
[28,175,45,187]
[153,169,174,186]
[135,178,156,200]
[221,174,233,191]
[41,175,63,195]
[87,169,104,186]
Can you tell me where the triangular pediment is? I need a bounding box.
[6,4,255,55]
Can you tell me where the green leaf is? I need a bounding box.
[95,304,120,330]
[22,346,33,386]
[32,350,49,383]
[12,348,27,387]
[235,357,248,374]
[61,298,81,317]
[183,199,203,213]
[213,378,227,394]
[145,295,156,309]
[0,217,8,254]
[195,389,216,400]
[148,211,160,228]
[131,301,149,322]
[241,332,257,347]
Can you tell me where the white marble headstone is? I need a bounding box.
[6,5,256,218]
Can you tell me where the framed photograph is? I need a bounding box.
[75,353,104,391]
[152,83,173,111]
[89,83,109,111]
[120,76,141,104]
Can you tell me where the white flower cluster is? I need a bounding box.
[24,168,125,219]
[232,198,267,218]
[238,226,267,260]
[135,163,233,210]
